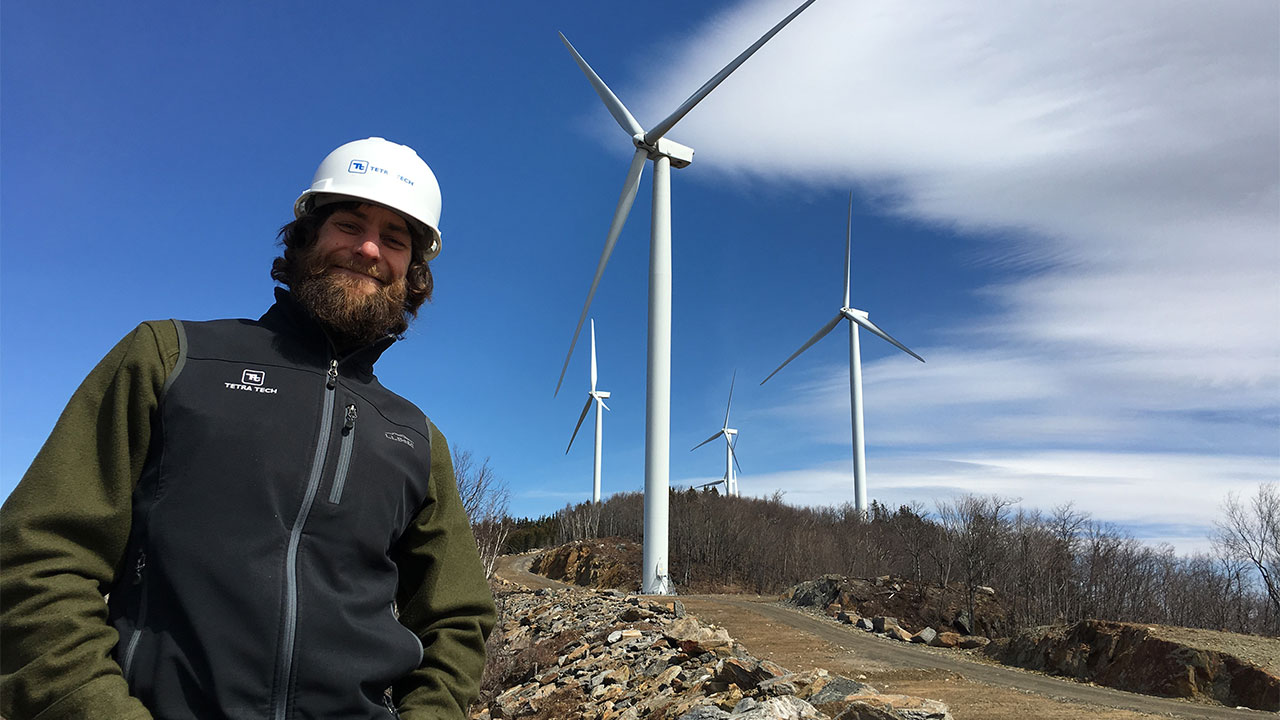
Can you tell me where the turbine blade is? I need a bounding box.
[696,479,725,490]
[843,309,925,363]
[598,397,611,412]
[723,370,737,427]
[844,191,852,308]
[590,319,598,391]
[691,430,725,452]
[565,396,594,453]
[559,32,645,137]
[760,312,843,384]
[730,441,743,475]
[555,148,649,395]
[644,0,818,145]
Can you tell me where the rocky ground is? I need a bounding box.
[510,543,1280,717]
[473,576,953,720]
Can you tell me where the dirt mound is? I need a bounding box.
[528,538,641,591]
[984,619,1280,711]
[784,575,1009,638]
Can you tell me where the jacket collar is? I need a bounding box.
[260,287,397,374]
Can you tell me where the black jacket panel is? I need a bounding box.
[108,294,434,720]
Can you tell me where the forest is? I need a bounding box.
[457,447,1278,637]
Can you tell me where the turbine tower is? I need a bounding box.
[691,371,742,497]
[566,319,611,503]
[556,0,818,594]
[761,194,924,515]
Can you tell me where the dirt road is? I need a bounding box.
[495,555,1270,720]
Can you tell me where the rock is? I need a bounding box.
[987,619,1280,711]
[886,625,914,643]
[802,674,878,707]
[619,606,646,622]
[667,616,735,655]
[952,611,971,636]
[872,617,898,633]
[911,627,937,645]
[677,706,732,720]
[836,611,855,624]
[826,603,843,617]
[856,618,874,632]
[957,636,989,650]
[731,695,826,719]
[475,579,950,720]
[830,694,952,719]
[976,586,995,596]
[714,656,786,691]
[786,574,844,609]
[929,632,961,649]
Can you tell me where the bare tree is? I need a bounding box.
[1214,482,1280,617]
[939,494,1016,635]
[452,447,510,579]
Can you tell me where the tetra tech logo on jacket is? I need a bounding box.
[224,369,279,395]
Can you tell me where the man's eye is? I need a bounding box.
[337,222,360,233]
[384,236,408,250]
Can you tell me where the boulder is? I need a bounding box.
[929,632,961,649]
[872,616,899,633]
[911,627,937,645]
[886,626,914,643]
[830,694,953,719]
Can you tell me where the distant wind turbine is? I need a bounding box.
[566,319,611,503]
[556,0,818,594]
[761,194,924,516]
[691,371,742,497]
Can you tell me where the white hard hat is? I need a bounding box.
[294,137,443,260]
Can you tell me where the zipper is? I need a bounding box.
[120,549,148,680]
[271,358,339,720]
[328,404,358,504]
[383,691,401,718]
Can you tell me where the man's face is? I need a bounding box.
[292,203,416,347]
[312,204,413,294]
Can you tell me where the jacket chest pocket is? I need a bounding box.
[320,407,428,529]
[328,403,359,504]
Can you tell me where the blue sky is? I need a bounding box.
[3,0,1277,555]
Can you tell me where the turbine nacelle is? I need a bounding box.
[635,135,694,168]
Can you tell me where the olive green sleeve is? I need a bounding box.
[391,422,497,720]
[0,321,179,720]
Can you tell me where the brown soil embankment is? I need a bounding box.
[985,620,1280,711]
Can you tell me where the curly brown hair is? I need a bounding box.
[272,200,434,317]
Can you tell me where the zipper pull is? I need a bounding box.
[343,404,358,432]
[133,551,147,585]
[327,359,339,389]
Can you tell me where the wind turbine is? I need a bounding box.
[565,319,611,504]
[555,0,818,594]
[761,194,924,516]
[691,371,742,498]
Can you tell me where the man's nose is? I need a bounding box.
[353,231,382,260]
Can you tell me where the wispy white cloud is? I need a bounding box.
[629,0,1279,397]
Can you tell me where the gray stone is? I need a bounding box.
[677,705,732,720]
[732,696,825,719]
[872,616,898,633]
[911,627,937,645]
[807,674,877,706]
[856,618,874,632]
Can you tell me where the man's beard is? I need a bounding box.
[292,250,409,350]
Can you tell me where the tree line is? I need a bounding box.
[527,483,1279,637]
[450,446,1277,636]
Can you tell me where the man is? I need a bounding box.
[0,137,496,720]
